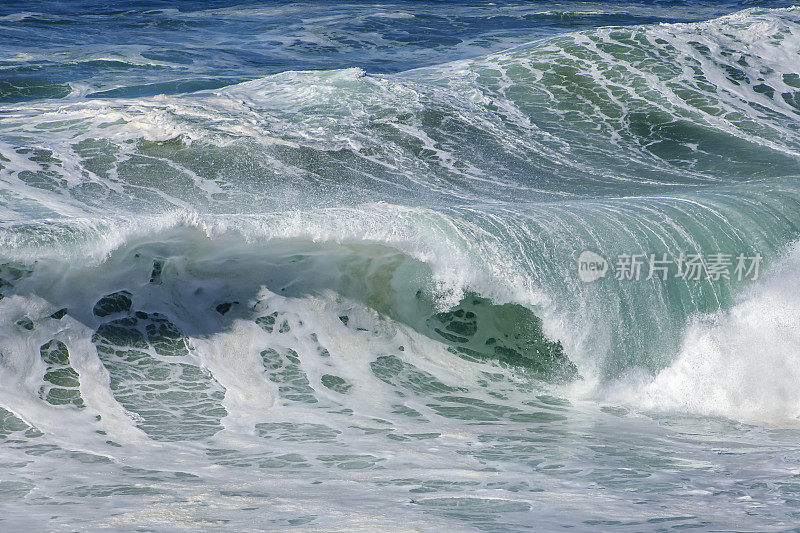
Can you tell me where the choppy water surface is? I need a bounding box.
[2,1,800,530]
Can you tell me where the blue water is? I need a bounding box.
[2,1,800,530]
[2,1,794,97]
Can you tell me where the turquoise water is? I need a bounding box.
[2,1,800,530]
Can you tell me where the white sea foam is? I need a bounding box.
[604,240,800,425]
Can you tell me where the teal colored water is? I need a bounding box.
[2,2,800,530]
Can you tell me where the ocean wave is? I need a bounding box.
[3,8,800,215]
[2,6,800,425]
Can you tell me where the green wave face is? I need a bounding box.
[0,230,577,380]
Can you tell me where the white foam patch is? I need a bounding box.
[606,240,800,425]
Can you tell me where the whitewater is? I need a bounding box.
[2,1,800,530]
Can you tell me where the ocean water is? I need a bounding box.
[2,1,800,530]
